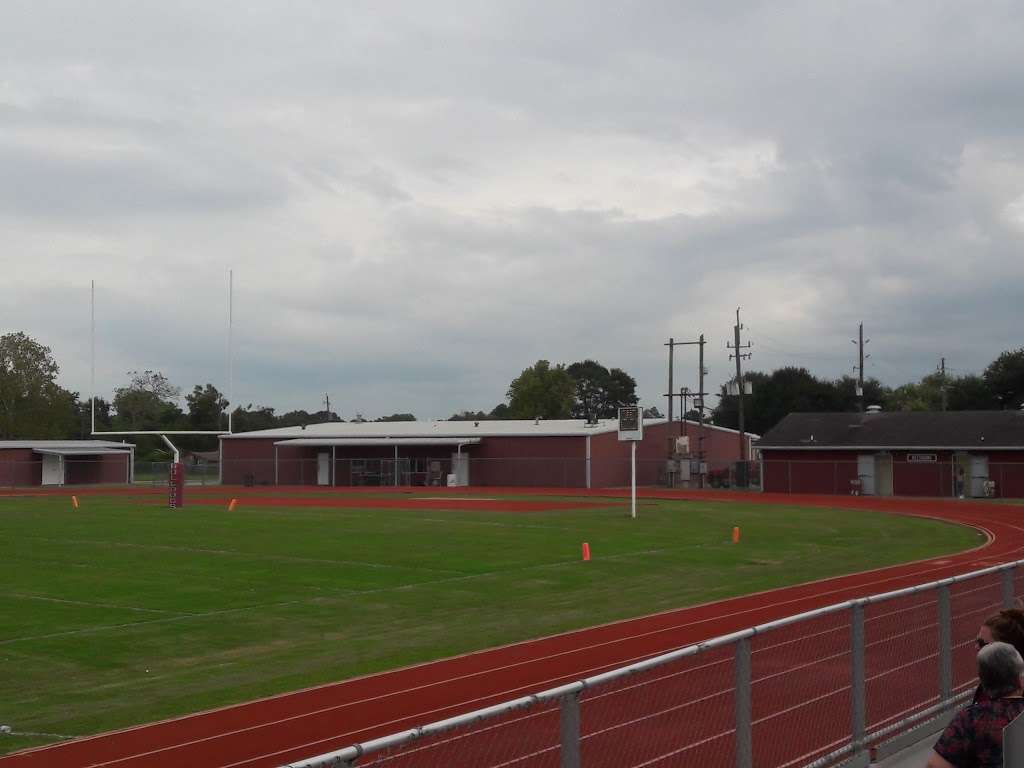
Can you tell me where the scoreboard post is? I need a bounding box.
[618,406,643,519]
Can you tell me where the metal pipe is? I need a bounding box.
[734,638,752,768]
[559,693,581,768]
[160,434,180,464]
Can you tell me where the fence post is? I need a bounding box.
[1003,566,1016,609]
[938,584,952,702]
[851,602,866,754]
[560,691,581,768]
[735,637,752,768]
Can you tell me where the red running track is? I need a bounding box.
[4,489,1024,768]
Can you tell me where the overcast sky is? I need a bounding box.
[2,1,1023,421]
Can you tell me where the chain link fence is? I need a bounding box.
[281,561,1020,768]
[762,458,1024,498]
[217,457,762,490]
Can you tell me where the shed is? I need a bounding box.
[757,410,1024,498]
[0,440,135,487]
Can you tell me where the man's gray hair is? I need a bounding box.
[978,641,1024,698]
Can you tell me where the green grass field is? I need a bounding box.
[0,492,980,754]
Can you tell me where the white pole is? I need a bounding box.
[631,441,637,519]
[227,269,234,434]
[90,280,95,435]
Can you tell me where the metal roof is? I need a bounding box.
[275,437,483,448]
[33,447,133,457]
[758,411,1024,450]
[224,418,757,441]
[0,440,134,450]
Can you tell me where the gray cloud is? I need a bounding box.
[2,1,1024,421]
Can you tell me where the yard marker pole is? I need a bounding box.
[631,441,637,519]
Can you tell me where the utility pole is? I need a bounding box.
[938,357,948,411]
[727,308,752,461]
[851,323,870,411]
[324,393,331,421]
[698,334,707,485]
[663,335,708,488]
[665,337,675,429]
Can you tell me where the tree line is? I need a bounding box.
[710,349,1024,435]
[3,330,1023,451]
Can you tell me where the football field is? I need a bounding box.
[0,489,980,755]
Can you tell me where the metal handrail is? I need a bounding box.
[281,558,1024,768]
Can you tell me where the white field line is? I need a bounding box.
[17,535,465,574]
[42,522,1014,767]
[4,594,188,616]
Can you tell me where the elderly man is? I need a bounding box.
[928,641,1024,767]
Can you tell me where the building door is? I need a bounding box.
[41,454,63,486]
[857,454,875,495]
[970,455,989,498]
[450,452,469,486]
[954,453,971,497]
[317,452,330,486]
[875,454,893,496]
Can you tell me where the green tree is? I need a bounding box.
[489,403,511,419]
[112,371,183,430]
[0,332,77,439]
[946,374,997,410]
[231,404,278,432]
[449,410,488,421]
[376,413,416,422]
[506,360,576,419]
[566,360,639,419]
[73,397,113,438]
[186,384,228,430]
[711,368,891,435]
[984,348,1024,409]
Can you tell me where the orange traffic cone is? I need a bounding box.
[228,499,238,512]
[582,542,591,561]
[732,526,740,544]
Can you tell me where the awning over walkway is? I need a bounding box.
[33,447,132,456]
[274,437,482,448]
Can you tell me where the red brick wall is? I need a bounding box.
[471,436,586,487]
[0,449,41,486]
[590,421,753,487]
[762,449,1024,498]
[65,454,130,484]
[761,450,860,494]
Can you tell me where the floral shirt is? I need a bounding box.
[934,697,1024,767]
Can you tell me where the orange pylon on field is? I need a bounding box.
[732,526,740,544]
[582,542,591,561]
[228,499,238,512]
[71,495,79,509]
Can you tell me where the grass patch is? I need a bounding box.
[0,493,980,752]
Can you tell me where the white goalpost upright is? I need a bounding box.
[90,272,236,504]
